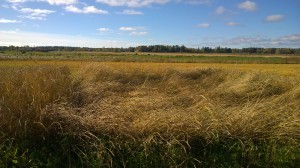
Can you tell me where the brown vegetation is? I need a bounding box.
[0,64,299,167]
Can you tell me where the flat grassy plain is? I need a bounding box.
[1,51,300,64]
[0,60,300,77]
[0,54,299,167]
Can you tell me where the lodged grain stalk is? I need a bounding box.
[0,63,299,167]
[76,64,299,139]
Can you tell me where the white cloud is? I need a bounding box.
[97,0,212,7]
[224,36,266,45]
[0,29,20,33]
[120,27,145,31]
[226,22,240,26]
[83,6,108,14]
[65,5,81,13]
[12,5,19,10]
[197,23,210,28]
[189,34,300,48]
[119,26,147,36]
[130,31,148,36]
[119,9,144,15]
[6,0,77,5]
[8,0,211,7]
[120,27,135,31]
[96,0,170,7]
[223,34,300,47]
[238,1,257,11]
[0,29,138,47]
[98,28,110,32]
[215,6,226,15]
[6,0,27,3]
[265,14,284,22]
[19,8,55,20]
[181,0,211,5]
[47,0,77,5]
[275,34,300,42]
[65,5,108,14]
[2,29,299,48]
[0,18,19,23]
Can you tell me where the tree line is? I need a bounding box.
[1,45,300,54]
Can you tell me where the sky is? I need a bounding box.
[0,0,300,48]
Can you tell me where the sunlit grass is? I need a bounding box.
[1,51,299,63]
[0,60,300,77]
[0,62,299,167]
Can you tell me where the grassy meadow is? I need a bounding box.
[0,57,299,167]
[1,51,300,64]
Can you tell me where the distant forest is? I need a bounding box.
[1,45,300,54]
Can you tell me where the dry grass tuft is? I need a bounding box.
[0,64,299,167]
[71,64,299,141]
[0,66,82,137]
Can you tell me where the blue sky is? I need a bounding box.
[0,0,300,48]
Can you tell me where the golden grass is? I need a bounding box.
[0,62,299,166]
[1,62,299,139]
[49,51,300,57]
[73,64,299,140]
[137,52,300,58]
[0,60,299,77]
[0,66,83,137]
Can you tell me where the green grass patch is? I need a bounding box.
[1,51,299,64]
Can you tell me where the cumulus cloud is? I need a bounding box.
[177,0,211,5]
[47,0,77,5]
[65,5,81,13]
[273,34,300,45]
[238,1,257,11]
[65,5,108,14]
[96,0,212,7]
[6,0,27,3]
[215,6,226,15]
[8,0,211,7]
[130,31,148,36]
[0,29,138,47]
[120,27,145,31]
[189,34,300,48]
[97,28,110,32]
[82,6,108,14]
[119,9,144,15]
[224,36,265,45]
[96,0,170,7]
[119,26,148,36]
[265,15,284,22]
[278,34,300,41]
[223,34,300,47]
[197,23,210,28]
[226,22,241,26]
[19,8,55,20]
[0,18,20,23]
[6,0,77,5]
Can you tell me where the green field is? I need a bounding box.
[1,51,300,64]
[0,53,299,167]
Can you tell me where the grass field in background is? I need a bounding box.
[1,51,300,64]
[0,60,299,77]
